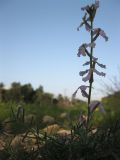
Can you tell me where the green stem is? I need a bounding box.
[87,20,94,129]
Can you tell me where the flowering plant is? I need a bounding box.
[73,0,108,128]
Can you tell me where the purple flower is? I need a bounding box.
[94,69,106,76]
[100,29,108,41]
[82,69,92,82]
[72,89,79,98]
[73,85,89,98]
[89,101,106,113]
[92,56,98,61]
[79,69,89,76]
[77,45,86,57]
[79,85,89,91]
[77,13,91,32]
[83,61,90,66]
[93,28,100,35]
[81,0,99,11]
[93,59,106,69]
[83,59,105,69]
[89,101,100,112]
[77,13,87,31]
[80,85,89,98]
[77,42,96,57]
[93,28,108,41]
[96,62,106,69]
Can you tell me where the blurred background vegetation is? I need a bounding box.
[0,82,87,132]
[0,78,120,133]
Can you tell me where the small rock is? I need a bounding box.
[60,112,68,119]
[11,133,37,151]
[43,124,60,135]
[42,115,55,124]
[57,129,71,136]
[11,135,23,148]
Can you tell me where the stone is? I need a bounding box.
[42,115,55,124]
[60,112,68,119]
[57,129,71,136]
[43,124,60,135]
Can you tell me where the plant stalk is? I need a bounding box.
[87,20,94,129]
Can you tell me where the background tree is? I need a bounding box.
[0,82,4,102]
[10,82,22,102]
[33,85,44,104]
[21,83,34,103]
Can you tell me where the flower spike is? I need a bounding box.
[74,0,108,127]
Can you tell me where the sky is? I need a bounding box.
[0,0,120,100]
